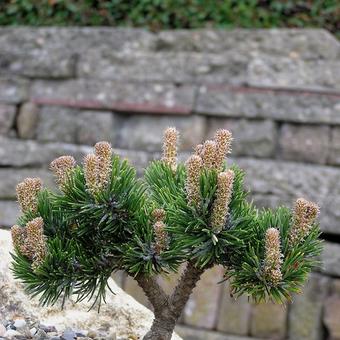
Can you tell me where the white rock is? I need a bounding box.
[30,327,37,336]
[13,318,26,329]
[4,329,21,338]
[0,324,6,336]
[0,229,181,339]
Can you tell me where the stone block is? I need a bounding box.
[288,273,329,340]
[77,110,115,145]
[321,242,340,277]
[31,80,196,115]
[234,158,340,235]
[279,124,330,164]
[154,29,340,60]
[176,324,260,340]
[250,302,286,338]
[195,85,340,125]
[324,295,340,340]
[17,102,39,139]
[0,50,76,79]
[79,49,248,84]
[0,104,16,135]
[207,118,277,158]
[0,77,28,104]
[329,127,340,166]
[217,281,250,335]
[247,56,340,90]
[183,266,223,329]
[36,106,79,143]
[115,114,206,152]
[36,106,115,145]
[0,168,53,199]
[113,149,151,174]
[0,201,20,227]
[330,279,340,295]
[0,137,91,167]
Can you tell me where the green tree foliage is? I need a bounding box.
[11,128,322,340]
[0,0,339,37]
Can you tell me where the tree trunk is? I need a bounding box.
[143,311,176,340]
[137,262,206,340]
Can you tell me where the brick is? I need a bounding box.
[0,104,16,135]
[207,118,277,158]
[279,124,330,164]
[288,273,329,340]
[250,302,287,338]
[183,266,223,329]
[217,281,250,335]
[115,114,206,152]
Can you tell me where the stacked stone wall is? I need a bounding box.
[1,28,339,339]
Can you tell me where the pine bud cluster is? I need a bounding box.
[214,129,232,170]
[289,198,319,246]
[210,170,235,232]
[185,155,203,206]
[202,140,217,169]
[11,217,47,270]
[16,177,42,213]
[162,127,179,172]
[84,142,113,196]
[264,228,283,285]
[50,156,76,191]
[152,208,168,255]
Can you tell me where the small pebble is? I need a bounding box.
[61,329,76,340]
[34,329,48,339]
[4,329,21,338]
[30,327,37,336]
[87,330,97,339]
[41,324,57,333]
[13,319,26,330]
[0,324,5,337]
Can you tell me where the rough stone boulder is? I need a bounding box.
[0,229,181,339]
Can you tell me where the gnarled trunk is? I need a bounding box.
[136,262,205,340]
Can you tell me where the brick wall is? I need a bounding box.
[0,28,339,340]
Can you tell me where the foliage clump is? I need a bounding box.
[0,1,339,37]
[11,127,322,340]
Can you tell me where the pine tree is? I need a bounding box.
[10,128,322,340]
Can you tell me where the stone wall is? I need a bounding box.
[0,28,340,340]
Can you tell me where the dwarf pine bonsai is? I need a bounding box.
[11,128,322,340]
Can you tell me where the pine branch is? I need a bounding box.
[170,261,205,319]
